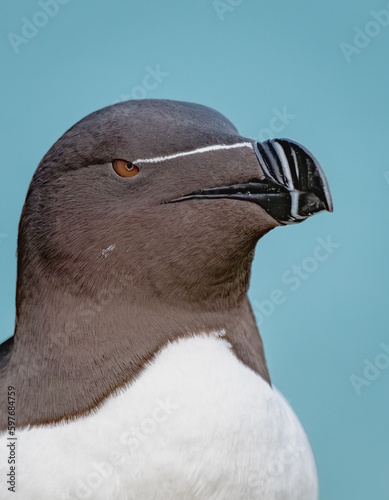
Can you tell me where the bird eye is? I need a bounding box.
[112,159,139,178]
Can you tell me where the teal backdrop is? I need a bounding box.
[1,1,388,498]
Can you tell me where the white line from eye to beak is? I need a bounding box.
[133,142,254,164]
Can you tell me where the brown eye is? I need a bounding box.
[112,159,139,178]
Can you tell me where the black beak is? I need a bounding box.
[168,139,333,225]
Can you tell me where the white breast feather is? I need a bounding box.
[0,334,318,499]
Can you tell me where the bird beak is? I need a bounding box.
[168,138,333,225]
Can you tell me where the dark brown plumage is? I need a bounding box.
[0,99,331,430]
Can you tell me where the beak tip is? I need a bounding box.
[321,186,334,214]
[320,176,334,215]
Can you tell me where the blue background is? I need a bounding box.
[1,1,388,498]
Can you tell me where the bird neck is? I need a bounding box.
[0,253,270,429]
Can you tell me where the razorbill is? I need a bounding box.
[0,99,333,500]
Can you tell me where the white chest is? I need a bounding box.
[0,334,318,500]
